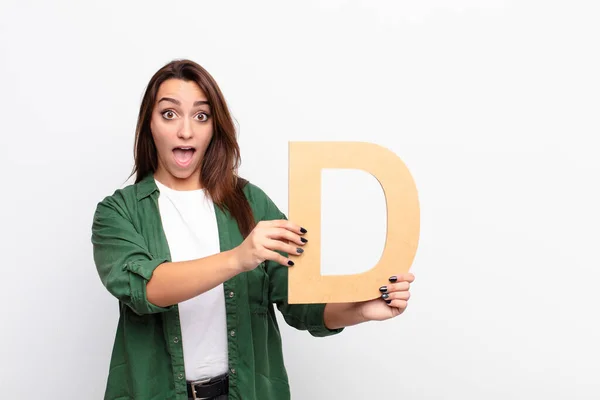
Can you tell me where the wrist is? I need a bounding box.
[324,302,366,330]
[355,301,369,324]
[226,247,246,274]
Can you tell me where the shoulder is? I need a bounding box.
[93,181,140,222]
[238,178,286,221]
[240,178,268,204]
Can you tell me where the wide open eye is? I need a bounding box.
[195,112,210,122]
[161,110,177,120]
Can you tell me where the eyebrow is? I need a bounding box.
[157,97,210,107]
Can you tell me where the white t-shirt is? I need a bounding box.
[155,179,229,381]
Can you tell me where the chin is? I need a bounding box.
[169,165,201,181]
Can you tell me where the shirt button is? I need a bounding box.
[178,373,184,380]
[173,336,179,343]
[229,291,234,298]
[230,368,236,375]
[230,330,236,337]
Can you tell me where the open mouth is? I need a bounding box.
[173,146,196,167]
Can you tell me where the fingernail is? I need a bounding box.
[296,248,304,254]
[389,276,398,283]
[385,299,392,304]
[300,227,307,234]
[300,237,308,243]
[287,260,295,266]
[382,293,389,299]
[379,286,387,293]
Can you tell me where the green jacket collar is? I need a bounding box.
[136,172,159,201]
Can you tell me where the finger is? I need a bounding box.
[387,281,411,292]
[264,219,307,236]
[386,299,408,310]
[265,227,307,246]
[381,291,410,302]
[262,248,296,267]
[388,273,415,283]
[378,282,410,294]
[264,238,304,258]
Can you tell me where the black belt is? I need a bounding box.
[187,373,229,399]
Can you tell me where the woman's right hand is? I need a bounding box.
[231,220,308,272]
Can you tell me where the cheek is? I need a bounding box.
[196,124,214,144]
[150,119,172,146]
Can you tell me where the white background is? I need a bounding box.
[1,1,599,399]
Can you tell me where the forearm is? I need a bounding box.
[146,249,242,307]
[323,302,367,330]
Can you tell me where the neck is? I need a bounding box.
[153,169,203,191]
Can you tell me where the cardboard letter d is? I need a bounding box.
[288,142,420,304]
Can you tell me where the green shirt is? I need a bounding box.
[91,173,342,400]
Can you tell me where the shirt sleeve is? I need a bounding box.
[258,189,344,337]
[266,261,343,337]
[91,195,172,315]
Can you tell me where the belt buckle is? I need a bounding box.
[189,376,212,400]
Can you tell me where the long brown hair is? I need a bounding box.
[130,59,255,237]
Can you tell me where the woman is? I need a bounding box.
[91,59,414,400]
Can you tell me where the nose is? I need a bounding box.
[177,118,193,140]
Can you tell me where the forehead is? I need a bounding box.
[156,79,207,102]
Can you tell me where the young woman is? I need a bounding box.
[91,59,415,400]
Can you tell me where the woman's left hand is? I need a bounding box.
[356,273,415,322]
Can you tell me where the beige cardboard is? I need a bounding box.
[288,142,420,304]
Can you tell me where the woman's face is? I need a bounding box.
[150,78,213,190]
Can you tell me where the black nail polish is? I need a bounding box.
[300,227,307,234]
[379,286,387,293]
[389,276,398,283]
[300,237,308,243]
[287,260,294,266]
[385,299,392,304]
[296,248,304,254]
[382,293,389,299]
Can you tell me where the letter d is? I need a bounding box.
[288,142,420,304]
